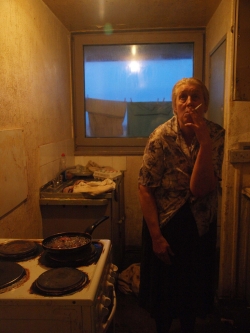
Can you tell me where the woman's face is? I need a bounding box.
[174,84,206,129]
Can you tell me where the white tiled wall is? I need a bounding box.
[39,139,75,187]
[75,156,127,171]
[39,140,127,187]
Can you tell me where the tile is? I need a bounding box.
[40,163,55,187]
[97,156,113,167]
[74,156,127,171]
[39,142,56,166]
[75,156,92,166]
[113,156,127,171]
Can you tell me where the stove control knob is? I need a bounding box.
[109,270,117,279]
[101,295,111,307]
[110,264,118,272]
[107,274,115,284]
[105,281,113,292]
[99,304,109,318]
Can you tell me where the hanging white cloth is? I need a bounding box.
[86,98,127,137]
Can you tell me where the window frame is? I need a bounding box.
[72,30,204,155]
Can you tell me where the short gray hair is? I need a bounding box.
[171,77,209,111]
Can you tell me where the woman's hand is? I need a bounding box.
[185,106,211,147]
[138,184,174,265]
[152,234,174,265]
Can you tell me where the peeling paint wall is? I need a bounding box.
[0,0,72,238]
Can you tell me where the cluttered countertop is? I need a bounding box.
[40,160,123,205]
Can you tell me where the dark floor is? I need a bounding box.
[109,247,250,333]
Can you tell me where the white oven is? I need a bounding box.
[0,239,117,333]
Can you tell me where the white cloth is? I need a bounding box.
[86,98,126,117]
[73,178,116,196]
[118,263,140,296]
[86,98,127,137]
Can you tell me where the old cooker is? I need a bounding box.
[0,237,117,333]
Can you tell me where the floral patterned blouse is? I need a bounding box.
[138,115,225,236]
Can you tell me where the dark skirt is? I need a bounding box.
[138,202,217,320]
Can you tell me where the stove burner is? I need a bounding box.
[0,261,26,289]
[0,240,41,261]
[33,267,89,296]
[39,242,103,268]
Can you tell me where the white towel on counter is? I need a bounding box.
[72,178,116,196]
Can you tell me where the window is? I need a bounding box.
[72,31,204,155]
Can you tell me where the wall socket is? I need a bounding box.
[229,149,250,163]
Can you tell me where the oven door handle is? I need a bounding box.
[101,287,117,333]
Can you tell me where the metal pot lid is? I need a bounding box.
[36,267,88,295]
[0,261,26,289]
[0,240,37,256]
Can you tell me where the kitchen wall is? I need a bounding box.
[0,0,143,244]
[0,0,72,238]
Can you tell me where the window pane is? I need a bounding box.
[84,43,193,138]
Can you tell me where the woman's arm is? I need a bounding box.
[138,184,174,264]
[190,140,217,197]
[186,113,218,197]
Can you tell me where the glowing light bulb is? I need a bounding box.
[129,61,140,73]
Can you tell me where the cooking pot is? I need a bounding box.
[42,216,109,255]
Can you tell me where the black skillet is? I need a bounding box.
[42,216,109,256]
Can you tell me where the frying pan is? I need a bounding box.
[42,216,109,255]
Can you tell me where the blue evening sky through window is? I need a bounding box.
[85,59,193,102]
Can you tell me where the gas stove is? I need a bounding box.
[0,238,117,333]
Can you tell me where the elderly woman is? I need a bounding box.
[138,78,225,333]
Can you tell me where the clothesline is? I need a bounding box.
[86,97,170,103]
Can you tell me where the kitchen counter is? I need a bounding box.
[40,176,118,205]
[39,174,125,267]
